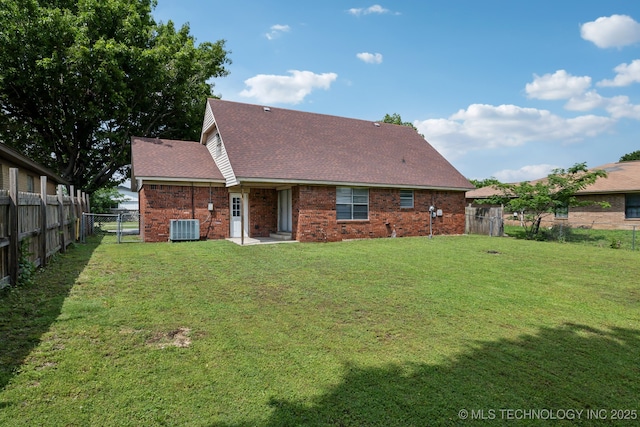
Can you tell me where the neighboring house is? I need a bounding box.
[131,99,474,243]
[466,160,640,230]
[0,143,68,194]
[116,182,139,211]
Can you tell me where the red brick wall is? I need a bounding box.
[140,184,229,242]
[294,186,466,242]
[140,184,466,243]
[249,188,278,237]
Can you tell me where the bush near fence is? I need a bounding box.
[504,223,639,250]
[0,168,89,288]
[466,205,639,250]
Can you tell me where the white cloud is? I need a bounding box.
[493,164,560,183]
[265,24,290,40]
[525,70,591,100]
[598,59,640,87]
[522,68,640,117]
[239,70,338,104]
[604,95,640,120]
[414,104,615,159]
[348,4,390,16]
[564,90,607,111]
[563,90,640,119]
[356,52,383,64]
[580,14,640,48]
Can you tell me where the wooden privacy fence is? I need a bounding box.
[0,168,89,288]
[465,206,504,237]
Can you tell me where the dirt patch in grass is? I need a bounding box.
[146,327,192,349]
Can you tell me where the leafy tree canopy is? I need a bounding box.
[380,113,424,137]
[90,186,125,214]
[0,0,231,193]
[476,163,609,239]
[619,150,640,162]
[469,177,501,188]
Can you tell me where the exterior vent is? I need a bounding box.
[263,106,271,112]
[169,219,200,241]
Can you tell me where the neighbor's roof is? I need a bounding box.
[207,99,474,190]
[578,161,640,194]
[131,137,224,183]
[466,160,640,199]
[466,185,504,199]
[0,143,68,185]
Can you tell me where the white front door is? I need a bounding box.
[278,189,292,233]
[230,193,249,238]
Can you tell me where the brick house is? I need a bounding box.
[132,99,474,243]
[466,160,640,230]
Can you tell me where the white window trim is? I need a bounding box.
[400,189,414,208]
[336,187,369,220]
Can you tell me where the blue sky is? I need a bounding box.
[153,1,640,182]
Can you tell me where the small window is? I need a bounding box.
[232,196,241,217]
[27,175,34,193]
[400,190,414,208]
[336,187,369,220]
[625,194,640,219]
[554,203,568,219]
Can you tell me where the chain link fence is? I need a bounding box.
[81,212,140,243]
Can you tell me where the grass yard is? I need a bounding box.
[505,224,640,250]
[1,235,639,426]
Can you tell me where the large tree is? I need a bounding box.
[469,177,501,188]
[620,150,640,162]
[0,0,231,192]
[379,113,423,136]
[477,163,609,239]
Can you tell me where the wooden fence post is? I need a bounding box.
[85,191,91,213]
[69,185,76,241]
[77,189,83,240]
[8,168,19,286]
[57,185,67,253]
[40,176,48,267]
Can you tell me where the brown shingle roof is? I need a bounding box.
[208,99,473,189]
[131,137,224,182]
[466,185,503,199]
[578,161,640,194]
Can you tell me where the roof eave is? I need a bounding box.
[0,143,69,185]
[135,176,226,185]
[235,177,472,191]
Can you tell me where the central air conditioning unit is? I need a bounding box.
[169,219,200,241]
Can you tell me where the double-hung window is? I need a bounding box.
[336,187,369,220]
[400,190,414,208]
[625,194,640,219]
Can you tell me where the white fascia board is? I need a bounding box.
[136,176,226,185]
[234,177,470,191]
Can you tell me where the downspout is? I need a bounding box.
[240,187,245,246]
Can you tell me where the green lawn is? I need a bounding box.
[1,235,639,426]
[505,224,640,250]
